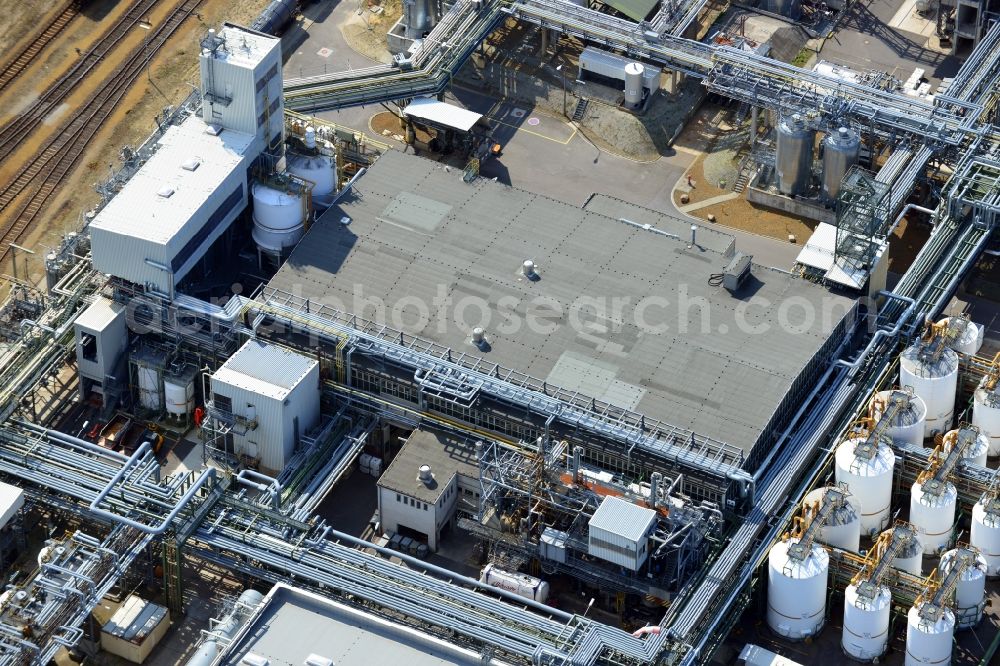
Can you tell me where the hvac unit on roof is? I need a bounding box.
[304,655,334,666]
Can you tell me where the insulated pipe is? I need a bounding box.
[19,423,129,461]
[89,444,216,534]
[833,290,918,372]
[886,203,937,238]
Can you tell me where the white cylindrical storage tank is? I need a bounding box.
[287,150,337,208]
[910,480,957,554]
[804,487,862,553]
[834,437,895,535]
[871,390,927,448]
[886,527,924,575]
[252,182,307,255]
[766,538,829,640]
[938,316,983,356]
[904,603,955,666]
[939,548,987,628]
[137,364,162,411]
[624,62,644,109]
[899,344,959,437]
[164,375,196,417]
[970,499,1000,576]
[822,126,860,201]
[972,379,1000,456]
[842,583,891,661]
[942,427,989,468]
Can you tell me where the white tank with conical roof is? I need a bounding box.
[881,525,923,575]
[287,126,338,208]
[766,537,828,640]
[972,376,1000,456]
[938,316,983,356]
[899,343,959,437]
[870,389,927,449]
[942,426,989,468]
[939,548,987,629]
[910,479,957,555]
[904,602,954,666]
[251,180,307,255]
[842,582,891,661]
[803,487,861,553]
[970,498,1000,576]
[835,436,895,535]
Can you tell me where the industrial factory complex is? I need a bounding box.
[1,0,1000,665]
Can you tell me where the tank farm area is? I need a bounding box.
[1,1,1000,666]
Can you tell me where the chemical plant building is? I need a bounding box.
[266,149,857,473]
[1,0,1000,664]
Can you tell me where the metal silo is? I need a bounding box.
[776,114,815,196]
[822,127,860,201]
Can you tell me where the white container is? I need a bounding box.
[938,316,983,356]
[803,487,861,553]
[766,538,829,640]
[287,149,337,208]
[899,345,959,437]
[137,364,163,411]
[359,453,373,473]
[842,583,891,661]
[870,389,927,449]
[100,595,170,663]
[910,480,957,554]
[369,457,382,477]
[252,182,306,254]
[904,603,955,666]
[970,499,1000,576]
[624,62,644,108]
[942,427,989,468]
[163,375,196,416]
[480,563,549,603]
[972,379,1000,456]
[886,527,924,575]
[939,548,987,628]
[834,437,895,535]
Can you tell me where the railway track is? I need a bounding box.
[0,0,160,184]
[0,3,80,94]
[0,0,203,261]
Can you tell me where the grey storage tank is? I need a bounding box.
[822,127,860,201]
[776,114,815,196]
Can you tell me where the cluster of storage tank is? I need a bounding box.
[765,316,1000,662]
[775,115,860,200]
[252,125,339,258]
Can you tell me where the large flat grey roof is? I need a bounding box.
[267,150,855,452]
[378,428,479,504]
[222,584,488,665]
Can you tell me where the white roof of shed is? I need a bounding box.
[212,339,317,400]
[0,481,24,530]
[88,114,253,246]
[75,297,125,331]
[588,496,656,541]
[402,98,483,132]
[102,595,168,641]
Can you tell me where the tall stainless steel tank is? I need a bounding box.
[776,114,815,196]
[404,0,436,38]
[822,127,860,201]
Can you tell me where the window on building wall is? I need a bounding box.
[396,494,401,502]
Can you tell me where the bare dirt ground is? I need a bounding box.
[0,1,58,53]
[341,0,400,64]
[0,0,273,284]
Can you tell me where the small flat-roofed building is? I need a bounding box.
[74,296,127,402]
[209,340,320,472]
[377,428,480,550]
[220,583,496,666]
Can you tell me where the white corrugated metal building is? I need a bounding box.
[0,481,24,531]
[88,115,254,295]
[587,496,656,571]
[74,296,128,400]
[209,340,320,472]
[200,23,284,155]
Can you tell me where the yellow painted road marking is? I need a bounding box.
[489,118,577,145]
